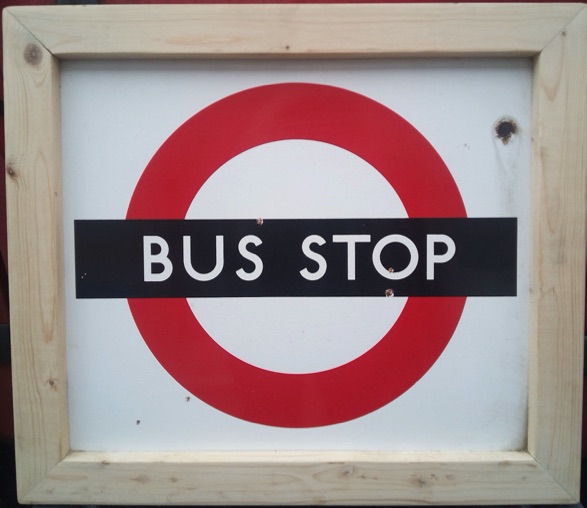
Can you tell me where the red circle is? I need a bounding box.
[127,83,467,427]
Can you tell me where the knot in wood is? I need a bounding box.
[24,43,42,66]
[6,165,17,180]
[341,465,355,477]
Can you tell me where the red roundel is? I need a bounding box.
[127,83,467,427]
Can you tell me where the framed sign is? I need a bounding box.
[3,3,586,505]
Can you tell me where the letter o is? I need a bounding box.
[372,234,419,280]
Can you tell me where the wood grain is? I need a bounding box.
[528,6,587,500]
[24,451,571,505]
[7,3,586,58]
[3,8,69,501]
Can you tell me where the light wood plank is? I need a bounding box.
[23,451,571,505]
[528,6,587,501]
[2,9,69,501]
[7,3,586,59]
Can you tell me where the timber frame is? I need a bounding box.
[3,3,586,504]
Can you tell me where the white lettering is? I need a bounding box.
[300,235,327,281]
[372,234,419,280]
[236,235,263,281]
[143,236,173,282]
[183,235,224,281]
[332,234,371,280]
[426,234,456,280]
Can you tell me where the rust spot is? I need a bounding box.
[24,43,42,66]
[46,378,57,390]
[495,117,518,145]
[285,45,291,50]
[385,288,394,297]
[256,218,263,225]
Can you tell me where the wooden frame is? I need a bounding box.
[3,3,586,504]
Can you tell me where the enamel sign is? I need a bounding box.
[73,83,517,428]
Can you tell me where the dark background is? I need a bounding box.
[74,218,518,298]
[0,0,585,506]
